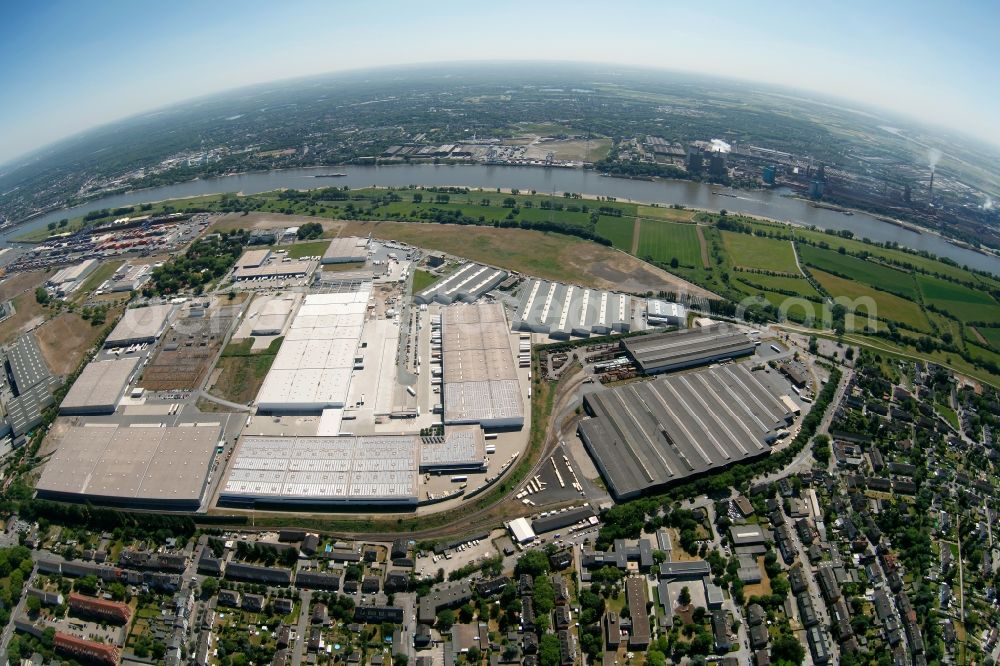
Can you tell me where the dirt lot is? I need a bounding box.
[523,138,612,162]
[337,219,718,297]
[211,212,344,236]
[0,291,48,346]
[210,212,718,296]
[35,311,118,376]
[0,270,51,302]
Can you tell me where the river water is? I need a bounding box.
[8,164,997,274]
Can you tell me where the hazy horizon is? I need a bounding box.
[2,0,998,166]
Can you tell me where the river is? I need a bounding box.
[7,164,997,274]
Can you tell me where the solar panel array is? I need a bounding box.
[419,426,486,469]
[220,435,419,504]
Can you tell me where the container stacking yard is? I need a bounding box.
[578,363,796,499]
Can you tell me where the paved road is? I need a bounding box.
[197,389,251,412]
[751,366,851,488]
[291,589,313,666]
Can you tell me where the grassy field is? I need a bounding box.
[284,240,330,259]
[733,273,820,298]
[334,220,693,293]
[916,274,1000,323]
[973,326,1000,349]
[35,310,119,375]
[594,217,635,251]
[412,269,439,293]
[750,220,999,288]
[637,205,696,222]
[207,338,282,405]
[799,245,919,299]
[722,232,800,274]
[0,291,47,346]
[637,219,703,267]
[70,260,124,303]
[811,268,931,331]
[937,403,960,430]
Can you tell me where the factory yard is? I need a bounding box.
[139,298,240,391]
[15,209,819,527]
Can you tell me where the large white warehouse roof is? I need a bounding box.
[255,286,370,413]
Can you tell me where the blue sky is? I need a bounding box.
[1,0,997,163]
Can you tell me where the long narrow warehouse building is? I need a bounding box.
[622,323,754,374]
[255,286,369,414]
[441,303,524,429]
[414,262,508,305]
[513,279,633,338]
[578,363,795,499]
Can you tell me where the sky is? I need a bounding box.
[1,0,998,164]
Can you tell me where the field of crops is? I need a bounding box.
[735,273,822,299]
[636,220,703,267]
[594,217,635,251]
[799,245,919,299]
[784,225,997,287]
[974,326,1000,349]
[637,205,696,222]
[722,231,800,274]
[917,274,1000,323]
[811,268,931,331]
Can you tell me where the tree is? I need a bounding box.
[772,634,805,664]
[515,550,550,578]
[200,577,219,598]
[25,595,41,614]
[109,582,127,601]
[646,650,667,666]
[533,576,555,615]
[75,575,98,595]
[35,288,50,305]
[539,634,561,666]
[679,586,692,606]
[437,608,456,631]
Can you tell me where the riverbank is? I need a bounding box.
[5,163,996,273]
